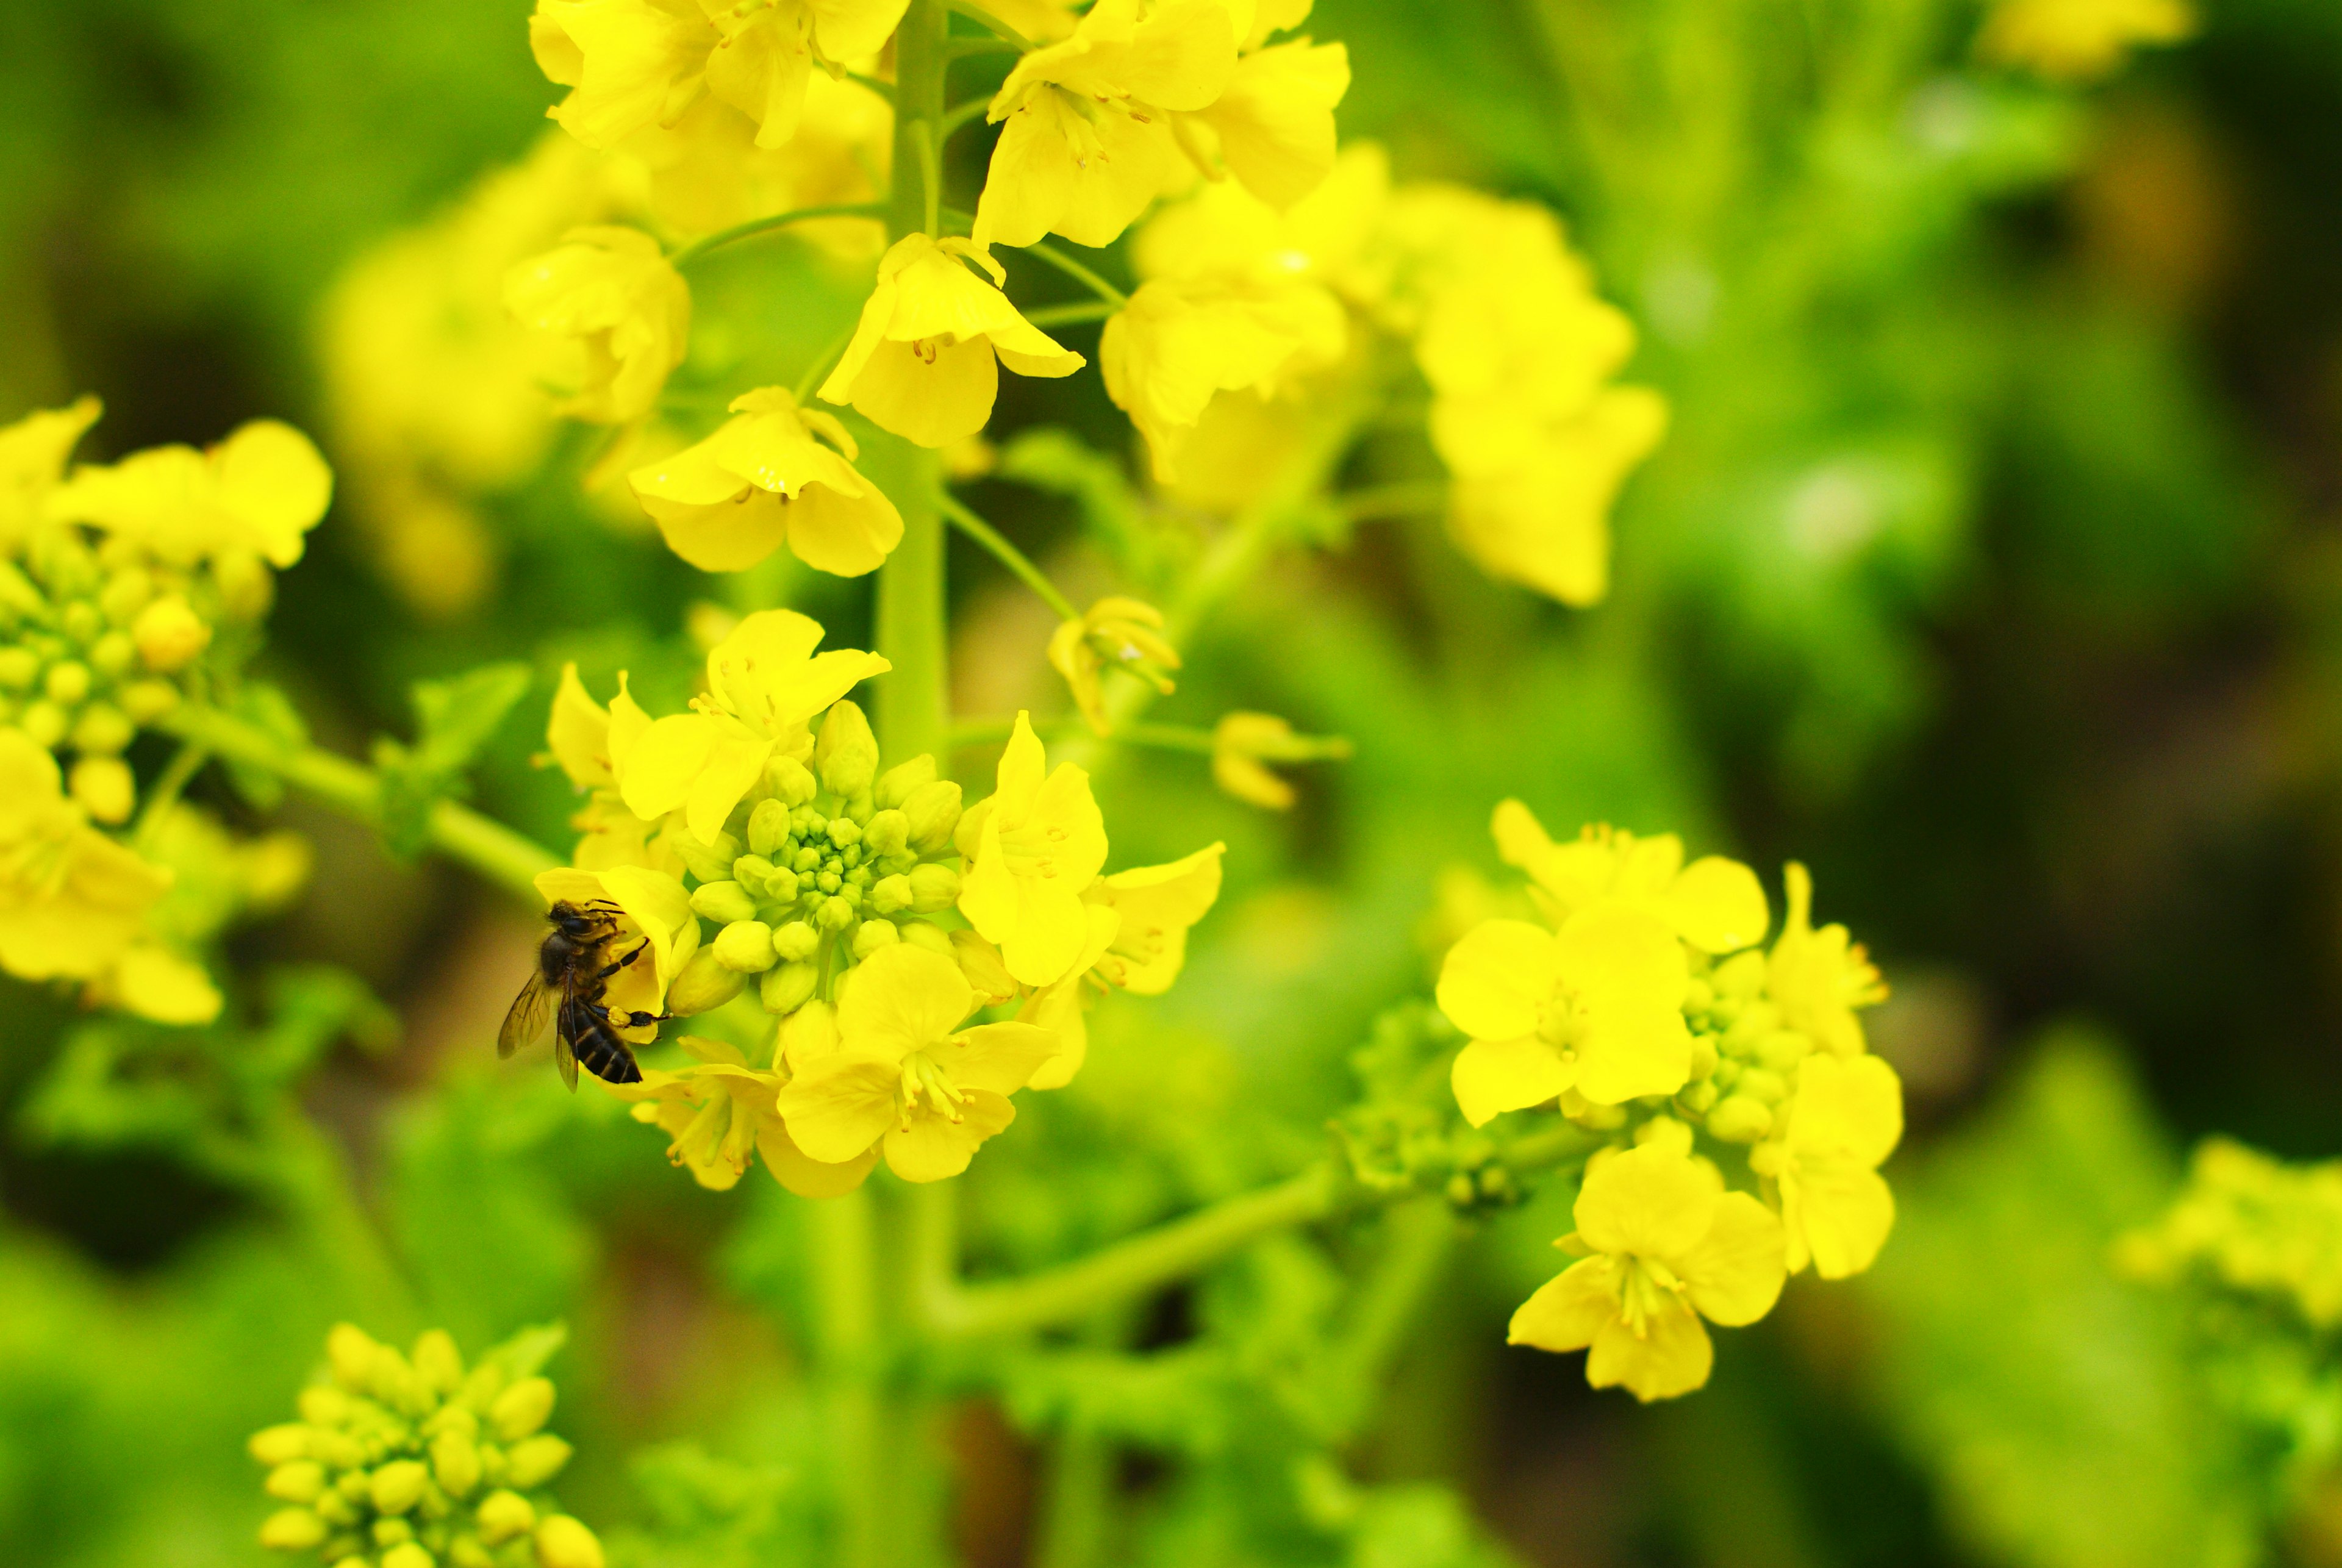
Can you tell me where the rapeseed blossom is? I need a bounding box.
[251,1323,603,1568]
[1045,596,1181,734]
[2120,1139,2342,1326]
[1979,0,2195,81]
[504,226,691,424]
[956,711,1108,986]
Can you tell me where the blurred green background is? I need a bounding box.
[6,0,2342,1564]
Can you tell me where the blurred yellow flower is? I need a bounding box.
[819,234,1084,446]
[0,395,100,550]
[1168,34,1350,212]
[1750,1052,1902,1278]
[773,943,1059,1181]
[956,711,1109,987]
[629,387,903,574]
[1436,908,1692,1122]
[1509,1142,1787,1402]
[1210,710,1298,809]
[1766,861,1886,1058]
[2119,1138,2342,1326]
[1979,0,2194,81]
[1100,277,1345,479]
[1443,387,1667,607]
[0,727,171,993]
[611,1036,784,1190]
[1491,803,1769,956]
[47,419,334,568]
[505,226,691,423]
[1045,596,1181,734]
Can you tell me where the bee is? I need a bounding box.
[499,900,665,1089]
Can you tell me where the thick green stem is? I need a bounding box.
[811,1186,886,1568]
[157,704,560,901]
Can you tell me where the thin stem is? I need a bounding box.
[811,1187,886,1568]
[936,490,1080,621]
[923,1122,1600,1342]
[845,70,897,103]
[667,202,888,267]
[134,739,210,847]
[156,704,560,901]
[795,322,861,405]
[945,0,1033,48]
[1337,479,1450,522]
[940,94,995,140]
[948,35,1024,57]
[1022,299,1119,328]
[1018,237,1130,306]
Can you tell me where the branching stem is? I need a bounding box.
[937,489,1081,621]
[667,202,888,267]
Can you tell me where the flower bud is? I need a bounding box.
[251,1423,313,1465]
[689,880,760,925]
[298,1387,353,1428]
[266,1461,327,1502]
[903,781,964,854]
[504,1433,573,1488]
[212,547,274,620]
[431,1428,482,1498]
[869,874,914,915]
[43,658,90,706]
[713,920,778,973]
[535,1515,606,1568]
[413,1330,463,1395]
[1675,1079,1719,1115]
[817,895,858,931]
[449,1534,494,1568]
[747,798,790,856]
[328,1324,381,1389]
[0,648,36,690]
[762,864,801,904]
[861,809,910,858]
[767,753,817,806]
[761,961,818,1014]
[0,562,45,618]
[907,863,961,914]
[133,596,210,672]
[1705,1095,1774,1144]
[381,1542,435,1568]
[666,948,747,1014]
[816,700,879,801]
[99,566,153,624]
[120,678,180,723]
[475,1490,535,1545]
[88,630,135,677]
[69,756,135,825]
[1735,1067,1789,1105]
[875,754,935,809]
[851,921,900,959]
[672,829,743,884]
[1754,1029,1812,1073]
[897,921,954,958]
[772,920,819,962]
[62,599,104,643]
[17,701,66,748]
[778,999,837,1070]
[826,814,862,848]
[374,1519,416,1547]
[1686,1033,1719,1082]
[371,1459,430,1514]
[260,1508,329,1550]
[489,1377,554,1442]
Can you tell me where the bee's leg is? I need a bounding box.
[585,996,671,1029]
[590,940,650,983]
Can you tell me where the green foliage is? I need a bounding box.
[371,662,534,856]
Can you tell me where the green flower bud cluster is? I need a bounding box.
[2118,1137,2342,1328]
[0,525,254,822]
[250,1323,604,1568]
[1671,950,1816,1146]
[669,700,966,1020]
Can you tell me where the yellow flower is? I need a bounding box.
[542,666,683,874]
[1436,909,1692,1123]
[46,420,334,569]
[609,1036,782,1190]
[615,77,890,254]
[1132,140,1389,304]
[972,0,1237,251]
[2119,1139,2342,1326]
[1101,277,1345,480]
[1208,710,1292,809]
[533,863,701,1036]
[505,226,691,424]
[1508,1142,1787,1402]
[1444,387,1667,607]
[0,728,171,989]
[1168,34,1350,213]
[1978,0,2194,81]
[1490,803,1769,956]
[1,395,101,550]
[530,0,907,150]
[629,387,903,574]
[818,234,1084,446]
[1765,862,1886,1058]
[956,711,1110,987]
[613,610,888,842]
[1085,841,1224,997]
[773,943,1059,1181]
[1045,596,1181,734]
[1750,1053,1902,1279]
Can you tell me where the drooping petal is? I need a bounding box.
[1788,1164,1894,1280]
[1586,1298,1712,1402]
[759,1120,880,1197]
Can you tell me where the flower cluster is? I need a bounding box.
[1435,803,1900,1400]
[0,398,328,1023]
[1114,143,1665,604]
[250,1323,603,1568]
[538,608,1223,1192]
[1979,0,2196,81]
[2118,1139,2342,1328]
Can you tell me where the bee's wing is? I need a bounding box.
[554,1029,580,1093]
[498,970,556,1059]
[554,969,582,1092]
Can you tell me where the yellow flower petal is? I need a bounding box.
[884,1088,1017,1182]
[1434,918,1558,1042]
[1678,1191,1788,1326]
[1586,1297,1711,1402]
[1507,1256,1620,1353]
[1571,1144,1720,1262]
[773,1051,903,1163]
[837,943,975,1062]
[1449,1034,1574,1127]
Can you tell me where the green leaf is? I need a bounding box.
[373,661,532,857]
[221,682,310,810]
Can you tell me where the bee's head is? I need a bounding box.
[548,900,619,940]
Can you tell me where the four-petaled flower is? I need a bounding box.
[1750,1052,1902,1278]
[956,711,1110,987]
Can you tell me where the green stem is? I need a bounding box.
[1337,479,1450,522]
[938,207,1127,304]
[156,705,560,901]
[945,0,1033,47]
[134,739,209,848]
[940,95,995,140]
[811,1186,885,1568]
[936,490,1079,620]
[667,202,889,267]
[1022,299,1120,328]
[925,1123,1600,1341]
[795,322,861,405]
[1317,1199,1457,1439]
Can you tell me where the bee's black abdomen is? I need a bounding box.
[566,1007,644,1085]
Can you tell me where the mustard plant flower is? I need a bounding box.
[612,609,887,842]
[1979,0,2194,81]
[2119,1139,2342,1326]
[0,727,171,992]
[0,395,101,550]
[609,1035,784,1190]
[505,226,691,423]
[1045,595,1182,734]
[629,387,904,575]
[1436,908,1693,1123]
[534,863,701,1035]
[1491,803,1769,956]
[773,943,1059,1181]
[1443,388,1668,607]
[1210,711,1300,809]
[956,711,1110,987]
[972,0,1238,251]
[818,234,1084,447]
[1509,1142,1788,1402]
[47,419,334,568]
[1101,277,1345,480]
[1750,1052,1902,1279]
[1168,33,1350,212]
[1086,842,1224,998]
[1766,862,1886,1058]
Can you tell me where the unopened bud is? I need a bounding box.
[412,1330,464,1395]
[907,863,961,914]
[489,1376,554,1442]
[772,920,819,962]
[534,1515,606,1568]
[815,700,879,801]
[897,921,953,958]
[120,678,180,722]
[369,1459,429,1515]
[861,808,910,857]
[813,895,853,933]
[672,829,743,884]
[88,630,135,677]
[869,874,914,915]
[826,814,862,848]
[43,659,90,706]
[134,596,210,672]
[0,648,36,690]
[851,920,900,958]
[1735,1067,1789,1105]
[713,920,778,973]
[1754,1030,1812,1072]
[266,1461,327,1502]
[99,566,153,624]
[17,700,65,748]
[431,1430,482,1498]
[211,548,273,620]
[747,798,790,856]
[666,948,747,1014]
[761,864,801,904]
[298,1387,353,1428]
[767,753,817,806]
[380,1542,434,1568]
[1705,1095,1774,1143]
[328,1324,381,1390]
[904,781,963,854]
[690,881,759,925]
[474,1491,535,1545]
[69,756,135,824]
[260,1508,329,1551]
[761,961,818,1015]
[503,1433,573,1488]
[250,1423,313,1465]
[875,754,935,809]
